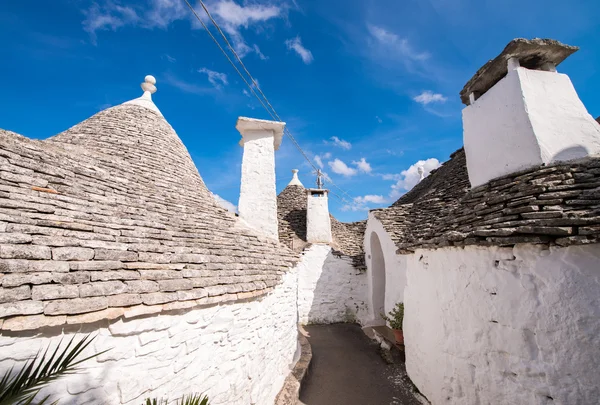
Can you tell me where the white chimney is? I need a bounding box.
[236,117,285,240]
[306,189,332,244]
[461,38,600,188]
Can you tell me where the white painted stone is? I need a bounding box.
[305,189,332,244]
[297,244,367,324]
[236,117,285,240]
[364,213,407,326]
[463,67,600,187]
[403,243,600,405]
[0,267,299,405]
[123,75,163,117]
[287,169,303,186]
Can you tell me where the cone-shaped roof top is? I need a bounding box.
[276,170,366,269]
[0,76,297,329]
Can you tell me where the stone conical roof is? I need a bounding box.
[0,76,297,329]
[276,170,366,269]
[277,173,307,249]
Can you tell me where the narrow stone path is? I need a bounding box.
[300,323,423,405]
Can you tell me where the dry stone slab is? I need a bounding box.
[2,273,53,287]
[0,286,31,303]
[52,272,91,284]
[0,300,43,317]
[32,285,78,300]
[79,281,128,298]
[125,280,159,293]
[0,245,51,260]
[141,292,178,305]
[108,294,142,307]
[52,247,95,261]
[1,314,66,331]
[158,279,193,292]
[44,297,108,315]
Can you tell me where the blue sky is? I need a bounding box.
[1,0,599,221]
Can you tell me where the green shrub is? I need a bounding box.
[381,302,404,330]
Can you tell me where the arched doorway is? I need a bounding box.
[369,231,386,325]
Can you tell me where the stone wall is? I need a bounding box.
[296,244,367,325]
[403,244,600,405]
[0,267,299,405]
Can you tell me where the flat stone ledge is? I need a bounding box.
[460,38,578,105]
[0,287,274,332]
[275,326,313,405]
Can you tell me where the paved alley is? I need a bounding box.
[300,324,424,405]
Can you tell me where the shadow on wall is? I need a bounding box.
[550,145,589,162]
[304,249,367,325]
[283,209,307,241]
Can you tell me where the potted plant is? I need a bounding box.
[382,302,404,344]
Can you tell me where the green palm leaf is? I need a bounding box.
[0,334,107,405]
[143,393,210,405]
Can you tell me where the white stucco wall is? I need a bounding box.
[0,268,299,405]
[403,244,600,405]
[297,244,367,325]
[463,67,600,187]
[364,214,407,326]
[306,192,332,244]
[238,130,279,240]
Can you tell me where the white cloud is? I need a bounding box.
[210,0,283,58]
[82,0,284,56]
[381,173,401,181]
[376,116,382,123]
[198,67,228,88]
[328,159,357,177]
[328,136,352,150]
[389,158,441,200]
[285,36,314,64]
[342,194,387,211]
[162,54,176,63]
[352,158,372,174]
[367,24,429,62]
[82,3,139,44]
[212,193,237,213]
[413,91,447,105]
[313,152,331,169]
[145,0,187,29]
[163,73,214,95]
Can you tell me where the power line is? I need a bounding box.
[182,0,355,204]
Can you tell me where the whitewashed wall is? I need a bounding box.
[0,268,299,405]
[297,244,367,325]
[364,214,407,325]
[403,243,600,405]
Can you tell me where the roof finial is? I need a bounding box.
[141,75,157,96]
[287,169,304,187]
[417,166,425,182]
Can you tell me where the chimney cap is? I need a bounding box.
[460,38,579,105]
[236,117,286,150]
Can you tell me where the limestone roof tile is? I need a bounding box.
[373,148,600,253]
